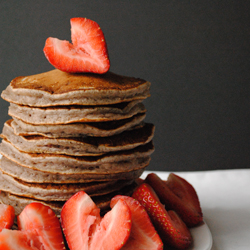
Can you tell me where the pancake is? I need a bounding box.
[0,155,148,183]
[1,69,150,107]
[0,139,154,174]
[0,181,138,216]
[11,113,146,138]
[0,170,135,201]
[0,191,64,216]
[1,120,155,156]
[8,100,146,124]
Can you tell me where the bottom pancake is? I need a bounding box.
[0,181,138,216]
[0,169,136,201]
[0,191,64,216]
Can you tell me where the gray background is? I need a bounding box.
[0,1,249,172]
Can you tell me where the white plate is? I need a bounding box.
[188,221,212,250]
[165,221,213,250]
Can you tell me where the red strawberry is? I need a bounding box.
[145,173,203,227]
[0,204,15,231]
[17,202,66,250]
[133,183,192,249]
[111,195,163,250]
[0,229,41,249]
[0,202,65,250]
[43,17,110,74]
[60,191,132,250]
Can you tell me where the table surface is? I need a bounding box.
[143,169,250,250]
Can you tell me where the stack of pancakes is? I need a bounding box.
[0,69,154,215]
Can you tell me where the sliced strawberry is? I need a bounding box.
[133,183,192,249]
[60,191,132,250]
[89,199,131,250]
[0,229,41,249]
[17,202,66,250]
[145,173,203,227]
[43,17,110,74]
[0,204,15,231]
[111,195,163,250]
[61,191,100,250]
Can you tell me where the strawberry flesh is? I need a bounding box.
[17,202,66,250]
[89,199,131,250]
[0,229,41,249]
[61,191,100,250]
[0,204,15,231]
[145,173,203,227]
[111,195,163,250]
[0,202,65,250]
[43,17,110,74]
[60,190,132,250]
[133,183,192,249]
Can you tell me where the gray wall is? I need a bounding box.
[0,1,249,171]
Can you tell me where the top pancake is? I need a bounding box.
[1,69,151,107]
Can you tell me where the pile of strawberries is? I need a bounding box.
[0,173,203,250]
[133,173,203,249]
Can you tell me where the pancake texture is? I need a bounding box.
[1,120,154,156]
[0,169,134,201]
[0,139,154,174]
[8,100,146,124]
[1,69,150,107]
[0,69,154,216]
[0,181,138,216]
[11,113,146,138]
[0,155,148,183]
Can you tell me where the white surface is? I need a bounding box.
[143,169,250,250]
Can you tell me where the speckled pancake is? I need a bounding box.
[8,100,146,124]
[0,181,138,216]
[0,191,64,216]
[1,69,150,107]
[0,139,154,175]
[0,155,148,183]
[0,169,135,201]
[1,120,155,156]
[11,113,145,138]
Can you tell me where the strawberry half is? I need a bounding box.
[17,202,66,250]
[111,195,163,250]
[0,202,65,250]
[0,204,15,231]
[0,229,41,249]
[145,173,203,227]
[43,17,110,74]
[60,191,132,250]
[133,183,192,249]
